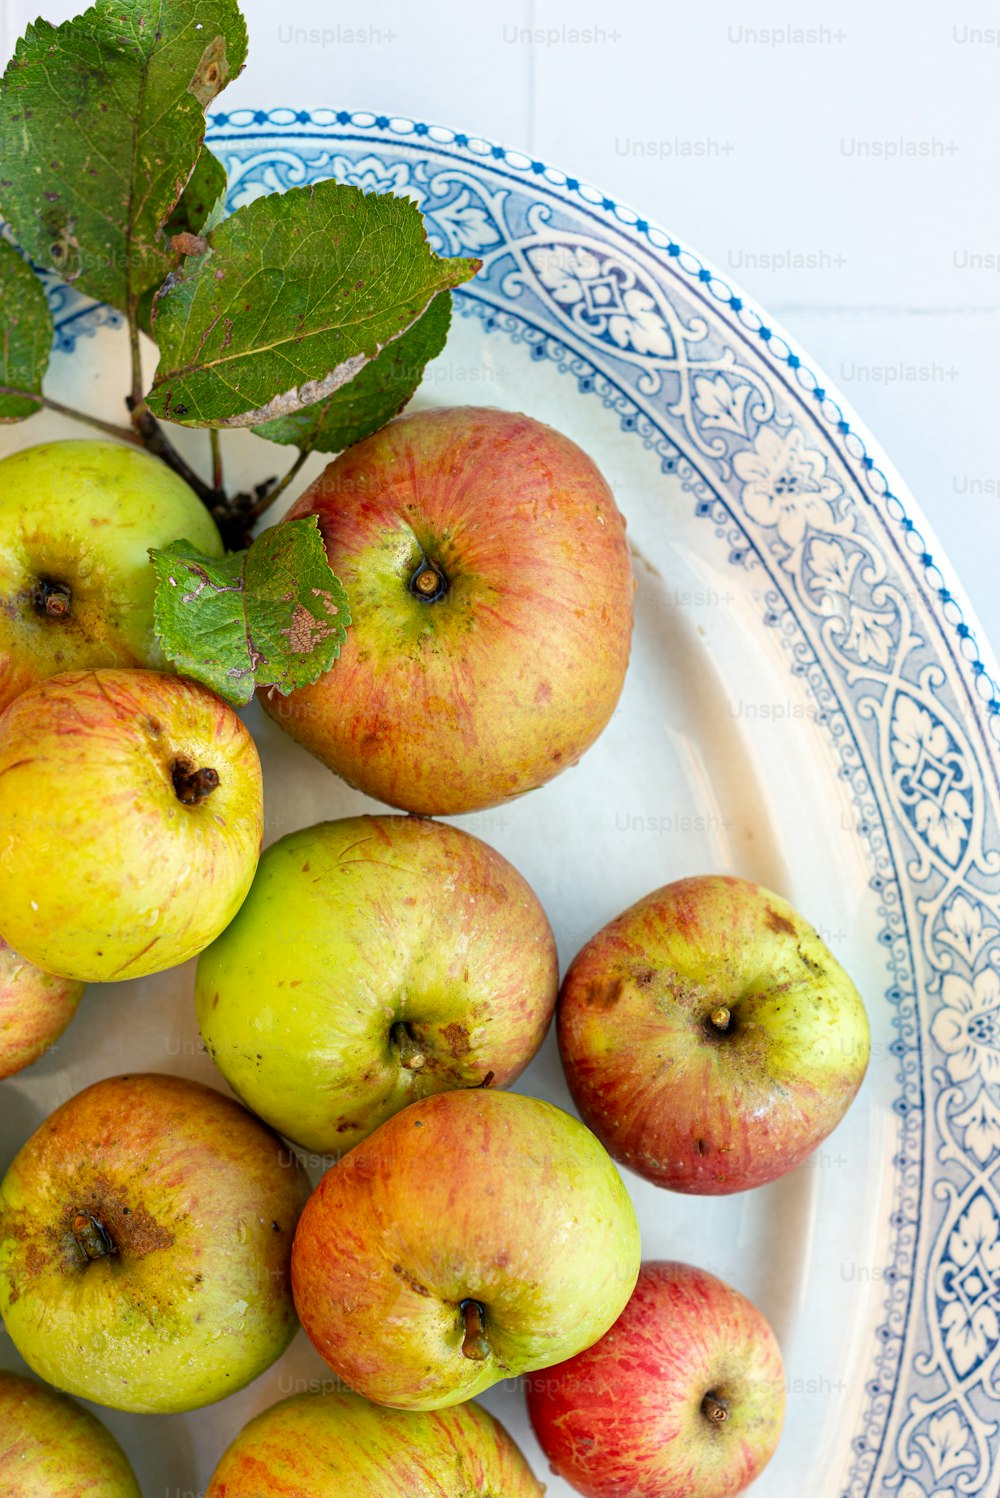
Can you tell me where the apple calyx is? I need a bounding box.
[460,1298,491,1361]
[701,1391,729,1426]
[31,577,72,619]
[72,1211,115,1263]
[391,1020,426,1071]
[707,1005,732,1035]
[409,559,449,603]
[171,757,221,806]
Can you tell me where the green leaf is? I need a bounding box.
[0,240,53,421]
[253,291,452,453]
[0,0,247,312]
[163,144,228,242]
[145,180,479,428]
[138,144,229,334]
[149,517,350,707]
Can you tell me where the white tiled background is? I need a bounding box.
[3,0,998,655]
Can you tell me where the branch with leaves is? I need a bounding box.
[0,0,480,701]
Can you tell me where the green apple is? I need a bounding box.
[196,814,558,1154]
[262,406,635,814]
[526,1261,786,1498]
[0,938,84,1080]
[558,874,871,1193]
[0,1370,140,1496]
[292,1087,641,1410]
[0,667,263,982]
[207,1387,544,1496]
[0,1072,310,1412]
[0,439,222,714]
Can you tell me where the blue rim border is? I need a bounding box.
[207,105,1000,751]
[201,108,999,1496]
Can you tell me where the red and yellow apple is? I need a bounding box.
[292,1087,641,1410]
[0,938,84,1080]
[527,1261,786,1498]
[0,1370,141,1496]
[196,813,558,1153]
[206,1387,544,1496]
[0,439,223,713]
[558,875,870,1193]
[0,668,263,982]
[262,406,635,814]
[0,1073,310,1412]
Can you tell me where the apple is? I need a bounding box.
[0,1072,310,1413]
[0,1370,141,1496]
[0,439,223,714]
[206,1386,544,1496]
[196,813,559,1154]
[0,937,85,1080]
[292,1086,641,1411]
[526,1260,785,1498]
[558,874,870,1194]
[262,406,635,815]
[0,667,263,982]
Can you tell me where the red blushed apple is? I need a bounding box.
[206,1387,545,1496]
[0,937,84,1080]
[262,406,635,815]
[0,1370,140,1495]
[558,875,870,1193]
[291,1088,641,1411]
[526,1261,786,1498]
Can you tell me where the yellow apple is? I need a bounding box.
[0,439,222,713]
[0,668,262,981]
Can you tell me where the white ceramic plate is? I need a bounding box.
[2,112,999,1498]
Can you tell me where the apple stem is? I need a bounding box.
[32,579,71,619]
[391,1022,426,1071]
[171,758,221,806]
[709,1005,732,1033]
[701,1392,729,1425]
[409,561,449,602]
[72,1212,114,1263]
[460,1299,491,1361]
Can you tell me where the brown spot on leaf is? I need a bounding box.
[171,230,208,258]
[188,35,233,108]
[284,603,334,654]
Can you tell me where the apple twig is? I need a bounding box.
[244,447,311,524]
[0,387,142,444]
[210,427,223,492]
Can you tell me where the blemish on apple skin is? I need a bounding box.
[765,907,797,937]
[443,1021,472,1058]
[585,976,623,1009]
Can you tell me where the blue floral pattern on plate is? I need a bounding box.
[43,108,1000,1497]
